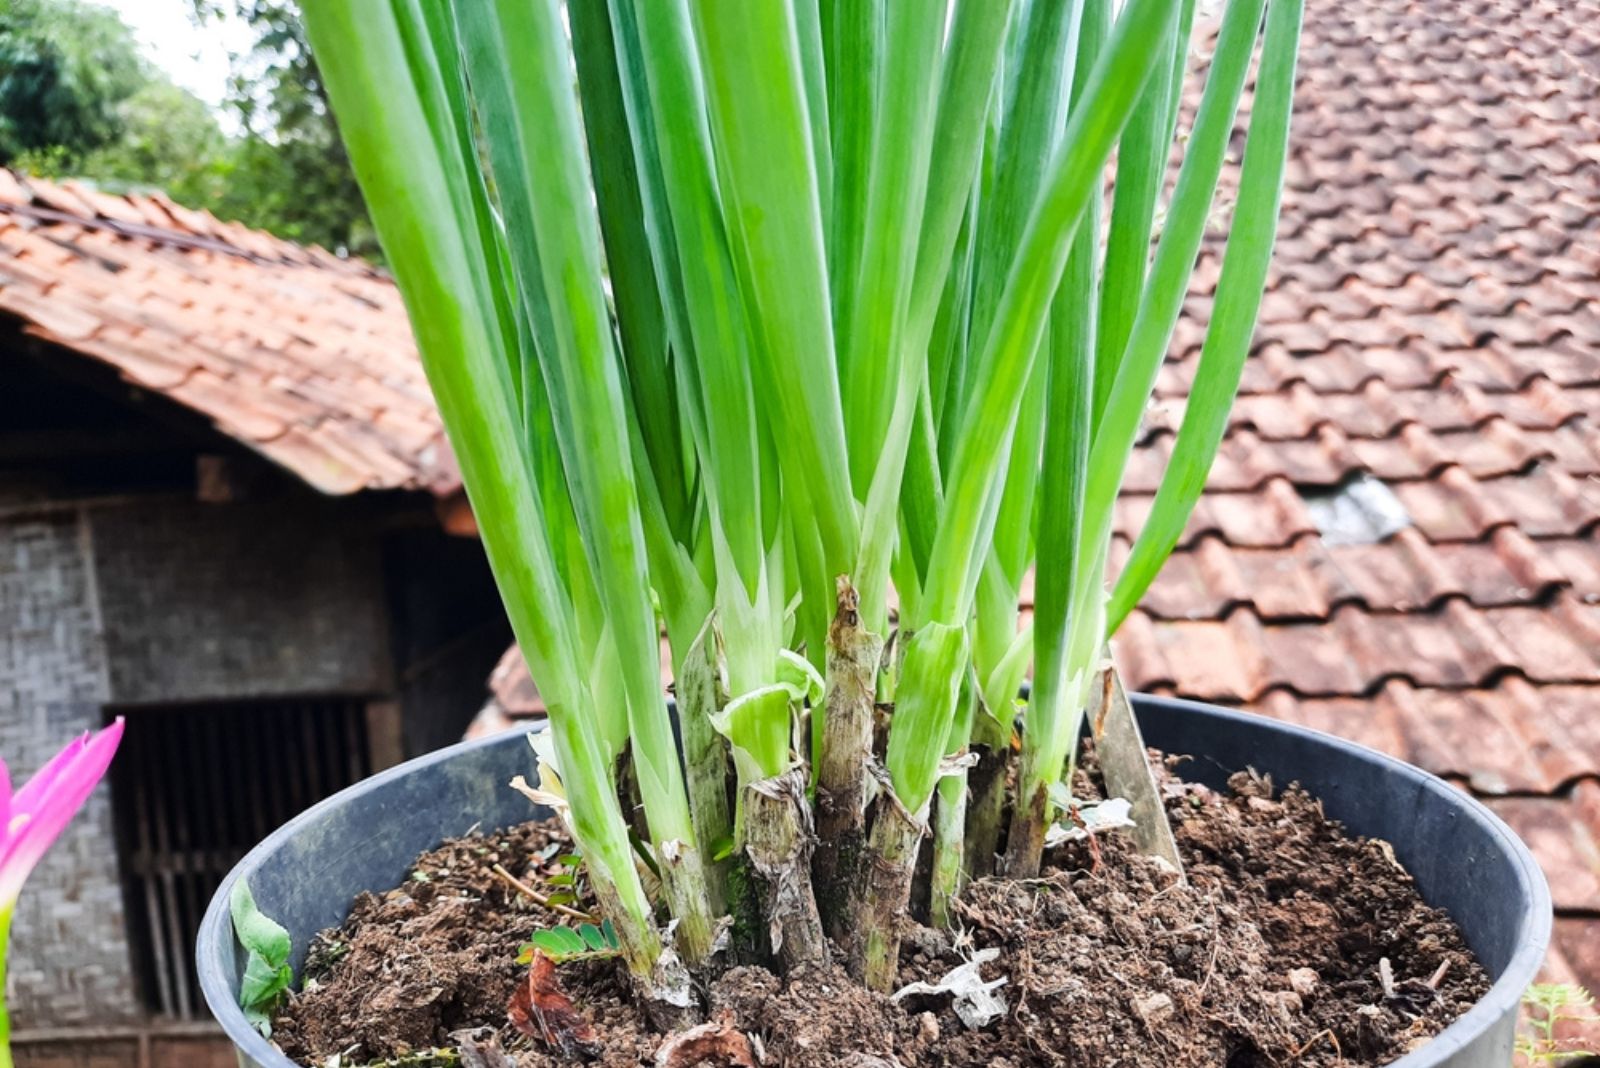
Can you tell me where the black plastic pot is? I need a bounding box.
[198,695,1550,1068]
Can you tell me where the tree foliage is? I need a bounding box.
[0,0,145,163]
[0,0,373,257]
[192,0,374,256]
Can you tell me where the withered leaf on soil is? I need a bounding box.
[452,1027,516,1068]
[891,947,1009,1029]
[652,1010,758,1068]
[508,953,601,1062]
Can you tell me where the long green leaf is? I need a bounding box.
[1073,0,1272,593]
[867,0,1015,630]
[570,0,691,543]
[1017,0,1108,815]
[920,0,1181,626]
[793,0,833,231]
[843,0,945,631]
[458,0,713,960]
[1107,0,1304,631]
[300,0,660,977]
[965,0,1080,371]
[626,0,767,605]
[691,0,857,583]
[890,0,1179,819]
[825,0,880,369]
[1093,11,1179,427]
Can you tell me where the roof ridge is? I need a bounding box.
[0,169,381,279]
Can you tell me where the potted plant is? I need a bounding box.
[198,0,1550,1065]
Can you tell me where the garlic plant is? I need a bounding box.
[300,0,1302,1011]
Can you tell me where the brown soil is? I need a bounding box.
[273,758,1488,1068]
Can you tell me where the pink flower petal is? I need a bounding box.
[12,732,90,816]
[0,719,123,906]
[0,756,10,850]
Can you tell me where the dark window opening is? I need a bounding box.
[106,696,388,1020]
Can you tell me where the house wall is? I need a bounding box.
[0,510,139,1027]
[90,497,392,704]
[1,492,398,1037]
[382,527,511,755]
[1,344,508,1059]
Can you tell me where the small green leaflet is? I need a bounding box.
[517,919,620,964]
[230,879,294,1037]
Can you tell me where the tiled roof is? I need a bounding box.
[1142,0,1600,1003]
[476,0,1600,999]
[0,170,457,497]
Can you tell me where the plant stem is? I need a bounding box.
[1007,604,1100,877]
[1,907,14,1068]
[962,705,1011,880]
[653,829,719,974]
[544,710,685,1016]
[743,769,829,971]
[677,621,733,916]
[930,770,968,930]
[587,869,698,1033]
[813,579,882,952]
[856,795,925,992]
[930,671,977,927]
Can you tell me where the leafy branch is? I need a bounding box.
[1518,983,1600,1065]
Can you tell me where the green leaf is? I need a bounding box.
[1023,0,1109,810]
[568,0,691,543]
[884,621,970,813]
[230,880,290,969]
[1074,0,1276,610]
[918,0,1182,627]
[230,880,293,1035]
[529,926,589,959]
[1106,0,1305,632]
[1093,9,1181,427]
[689,0,858,583]
[578,923,610,952]
[523,923,623,964]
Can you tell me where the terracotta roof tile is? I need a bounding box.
[1034,0,1598,959]
[1488,793,1600,913]
[0,171,454,497]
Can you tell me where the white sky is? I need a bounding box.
[96,0,254,130]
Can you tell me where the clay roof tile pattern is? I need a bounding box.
[0,171,453,498]
[1099,0,1600,999]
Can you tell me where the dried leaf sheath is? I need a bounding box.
[813,580,881,947]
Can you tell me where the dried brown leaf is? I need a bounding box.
[653,1010,758,1068]
[508,953,600,1062]
[451,1027,516,1068]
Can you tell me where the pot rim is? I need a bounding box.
[197,694,1551,1068]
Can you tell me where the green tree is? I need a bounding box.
[1,0,232,213]
[74,80,233,206]
[0,0,148,165]
[193,0,374,256]
[0,0,373,258]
